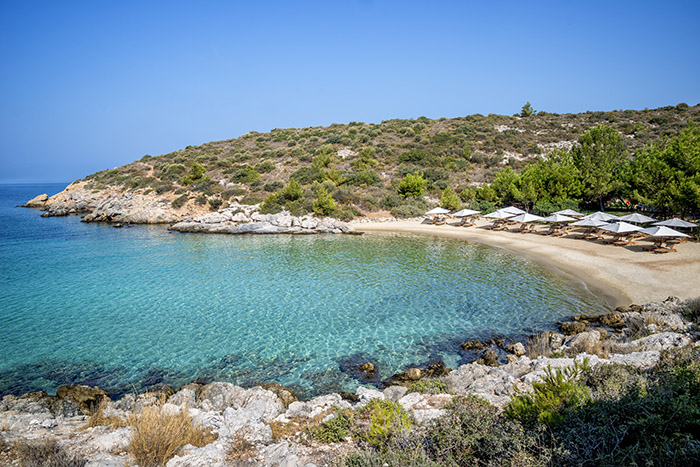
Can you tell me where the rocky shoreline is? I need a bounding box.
[1,296,696,466]
[23,183,357,235]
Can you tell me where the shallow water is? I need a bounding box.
[0,184,608,398]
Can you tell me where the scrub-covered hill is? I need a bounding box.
[26,102,700,222]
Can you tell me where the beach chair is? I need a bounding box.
[584,230,604,241]
[569,227,593,239]
[456,218,475,227]
[602,233,626,244]
[486,220,505,230]
[510,223,530,233]
[433,215,446,226]
[642,239,665,251]
[540,225,557,236]
[653,244,677,254]
[552,225,571,237]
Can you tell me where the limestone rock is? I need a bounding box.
[383,385,408,401]
[260,383,298,409]
[23,193,49,208]
[507,342,526,356]
[560,321,587,335]
[56,385,109,415]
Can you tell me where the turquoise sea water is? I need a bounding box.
[0,184,608,399]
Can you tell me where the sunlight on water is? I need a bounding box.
[0,184,608,398]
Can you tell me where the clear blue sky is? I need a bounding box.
[1,1,699,183]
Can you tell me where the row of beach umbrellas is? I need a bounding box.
[425,205,697,239]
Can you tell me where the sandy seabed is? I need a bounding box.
[354,219,700,307]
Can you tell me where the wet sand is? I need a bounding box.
[354,219,700,307]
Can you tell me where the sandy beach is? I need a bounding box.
[354,219,700,307]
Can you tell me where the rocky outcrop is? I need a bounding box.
[24,181,208,223]
[170,205,357,235]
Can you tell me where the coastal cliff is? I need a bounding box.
[2,297,698,466]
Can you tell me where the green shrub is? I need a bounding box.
[208,198,223,210]
[171,194,188,209]
[155,183,172,194]
[264,181,285,192]
[358,400,413,448]
[440,187,461,210]
[505,361,591,427]
[312,187,336,216]
[181,162,207,185]
[313,409,354,443]
[408,379,448,395]
[346,170,381,186]
[195,195,208,205]
[334,204,361,221]
[391,198,428,218]
[255,160,275,173]
[425,395,548,466]
[260,192,283,214]
[290,166,324,185]
[397,172,426,198]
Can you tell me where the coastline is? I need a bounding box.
[354,219,700,307]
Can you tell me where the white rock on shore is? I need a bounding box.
[169,205,357,235]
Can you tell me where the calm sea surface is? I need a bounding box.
[0,183,608,398]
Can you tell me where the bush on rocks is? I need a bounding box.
[127,406,217,467]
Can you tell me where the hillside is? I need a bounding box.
[39,103,700,222]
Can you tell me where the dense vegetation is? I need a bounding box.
[334,346,700,466]
[81,103,700,219]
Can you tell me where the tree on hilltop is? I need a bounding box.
[521,102,536,117]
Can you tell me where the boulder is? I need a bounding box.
[461,340,485,350]
[507,342,527,356]
[559,321,587,335]
[481,349,499,367]
[383,385,408,401]
[356,387,384,403]
[599,312,625,328]
[259,383,298,409]
[56,385,109,415]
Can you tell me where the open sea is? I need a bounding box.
[0,183,608,399]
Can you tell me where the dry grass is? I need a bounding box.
[14,439,87,467]
[127,406,217,467]
[83,398,127,429]
[225,433,258,465]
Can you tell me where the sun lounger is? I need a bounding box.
[456,219,475,227]
[540,225,558,236]
[584,230,604,241]
[653,244,677,254]
[642,239,665,251]
[510,223,530,233]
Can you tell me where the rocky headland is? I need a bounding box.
[1,296,697,466]
[23,183,356,235]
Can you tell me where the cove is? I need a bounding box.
[0,184,608,399]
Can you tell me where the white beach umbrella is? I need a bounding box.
[600,221,642,233]
[484,209,516,219]
[584,211,621,222]
[542,213,576,223]
[639,226,690,238]
[425,207,451,216]
[653,218,698,228]
[554,209,585,217]
[452,209,481,217]
[571,218,610,227]
[619,213,658,224]
[509,213,545,223]
[501,206,526,215]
